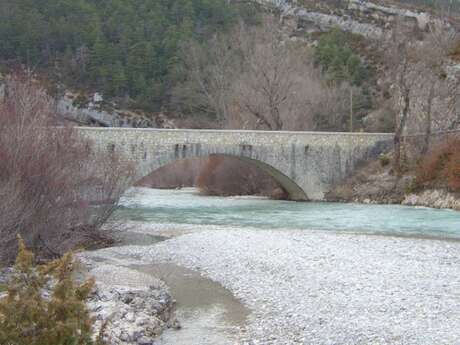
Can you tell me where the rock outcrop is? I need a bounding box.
[57,92,177,129]
[57,92,156,128]
[255,0,454,39]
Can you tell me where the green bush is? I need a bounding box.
[0,238,104,345]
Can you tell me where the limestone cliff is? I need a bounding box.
[254,0,454,39]
[58,92,176,129]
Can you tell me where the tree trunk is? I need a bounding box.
[394,86,410,175]
[421,84,435,155]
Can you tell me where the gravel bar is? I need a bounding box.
[86,228,460,345]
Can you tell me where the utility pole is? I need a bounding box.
[350,87,353,132]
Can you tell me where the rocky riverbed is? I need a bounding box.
[79,260,180,345]
[83,224,460,345]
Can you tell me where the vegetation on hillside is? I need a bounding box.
[0,238,103,345]
[0,0,257,110]
[175,20,373,131]
[314,29,370,86]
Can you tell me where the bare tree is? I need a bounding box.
[385,22,414,174]
[171,34,239,126]
[386,20,460,172]
[0,74,132,262]
[234,20,298,130]
[416,29,459,154]
[174,18,354,132]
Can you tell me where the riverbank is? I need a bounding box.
[84,223,460,345]
[326,159,460,211]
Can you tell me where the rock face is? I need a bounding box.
[402,64,460,137]
[57,92,177,129]
[293,7,384,39]
[255,0,453,39]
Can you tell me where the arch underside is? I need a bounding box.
[234,155,308,201]
[137,153,308,201]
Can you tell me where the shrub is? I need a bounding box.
[414,139,460,192]
[446,150,460,191]
[0,74,132,263]
[0,238,104,345]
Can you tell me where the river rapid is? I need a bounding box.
[89,187,460,344]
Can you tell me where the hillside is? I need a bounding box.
[1,0,459,134]
[0,0,258,111]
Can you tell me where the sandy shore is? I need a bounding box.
[86,226,460,345]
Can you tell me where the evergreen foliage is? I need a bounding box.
[0,238,103,345]
[0,0,252,110]
[314,28,369,86]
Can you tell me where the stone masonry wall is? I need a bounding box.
[77,127,393,201]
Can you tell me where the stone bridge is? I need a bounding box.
[77,127,394,201]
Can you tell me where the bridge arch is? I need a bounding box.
[77,127,394,201]
[137,153,308,201]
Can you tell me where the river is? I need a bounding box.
[117,187,460,240]
[97,187,460,344]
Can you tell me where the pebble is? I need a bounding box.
[84,227,460,344]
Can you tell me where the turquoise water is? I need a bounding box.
[117,188,460,239]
